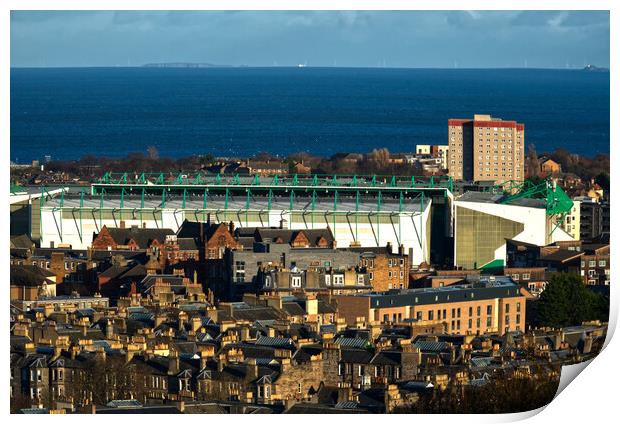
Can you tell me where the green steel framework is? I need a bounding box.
[497,179,574,234]
[93,172,453,194]
[41,173,447,249]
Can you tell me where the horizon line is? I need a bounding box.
[10,64,608,71]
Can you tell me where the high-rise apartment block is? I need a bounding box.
[448,114,524,182]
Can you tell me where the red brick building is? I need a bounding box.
[91,225,174,251]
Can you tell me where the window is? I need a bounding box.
[325,275,331,285]
[333,275,344,285]
[264,276,272,288]
[516,314,521,324]
[428,311,434,320]
[468,319,472,329]
[291,276,302,288]
[477,306,481,316]
[358,365,364,376]
[589,260,596,267]
[522,273,530,281]
[599,260,606,267]
[298,383,302,394]
[516,302,521,313]
[468,307,473,317]
[234,261,246,283]
[476,318,481,328]
[338,363,344,375]
[369,272,373,281]
[505,304,510,313]
[486,305,492,315]
[486,317,492,327]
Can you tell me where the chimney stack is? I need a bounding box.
[190,316,202,333]
[199,350,208,370]
[105,319,114,339]
[168,349,180,375]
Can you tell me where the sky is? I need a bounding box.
[10,10,610,68]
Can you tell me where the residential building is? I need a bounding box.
[539,158,562,176]
[336,276,526,335]
[562,199,581,240]
[579,198,603,241]
[448,114,524,182]
[415,145,449,170]
[580,244,610,286]
[349,243,409,291]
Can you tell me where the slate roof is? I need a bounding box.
[177,237,200,250]
[255,228,334,247]
[255,335,295,348]
[334,337,370,349]
[340,348,374,364]
[10,234,35,250]
[540,250,583,263]
[102,227,174,249]
[412,340,452,352]
[282,302,306,317]
[371,351,401,366]
[176,220,222,241]
[10,265,56,287]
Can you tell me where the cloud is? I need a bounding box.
[10,10,610,68]
[510,10,561,27]
[510,10,609,28]
[559,11,609,27]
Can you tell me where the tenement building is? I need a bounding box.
[336,276,526,335]
[448,114,524,182]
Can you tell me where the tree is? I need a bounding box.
[537,273,609,327]
[525,144,540,179]
[147,146,159,160]
[402,365,560,413]
[595,172,610,192]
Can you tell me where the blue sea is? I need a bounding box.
[10,67,610,162]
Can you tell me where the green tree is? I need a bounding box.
[537,273,609,327]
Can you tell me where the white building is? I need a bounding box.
[39,193,434,266]
[453,192,573,269]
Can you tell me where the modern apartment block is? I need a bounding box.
[448,114,525,182]
[336,276,526,335]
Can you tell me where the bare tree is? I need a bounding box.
[147,146,160,160]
